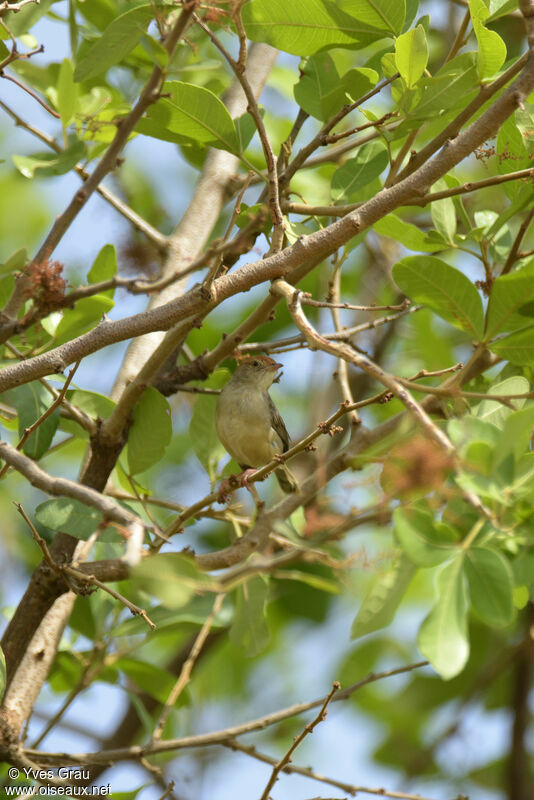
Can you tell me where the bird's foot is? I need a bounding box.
[239,468,258,490]
[217,469,265,507]
[216,473,241,503]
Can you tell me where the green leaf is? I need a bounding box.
[87,244,117,299]
[489,326,534,365]
[393,506,457,567]
[0,248,28,277]
[294,53,340,121]
[274,570,341,594]
[488,0,519,22]
[417,556,469,680]
[373,213,442,252]
[13,140,86,179]
[339,0,406,35]
[351,555,417,638]
[114,658,181,704]
[229,576,270,657]
[0,645,5,703]
[242,0,395,57]
[35,498,103,539]
[137,81,240,155]
[234,112,258,152]
[320,67,378,120]
[463,547,514,628]
[409,53,477,118]
[53,295,114,347]
[394,24,428,88]
[66,389,116,420]
[477,376,530,427]
[11,382,60,459]
[128,387,172,475]
[485,261,534,340]
[293,52,339,120]
[112,595,232,636]
[74,5,154,81]
[469,0,507,80]
[57,58,77,128]
[496,116,529,182]
[189,370,229,481]
[132,554,210,609]
[492,405,534,471]
[332,141,388,202]
[430,180,457,243]
[392,256,484,337]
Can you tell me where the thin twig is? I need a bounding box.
[194,12,285,251]
[328,261,360,425]
[226,738,444,800]
[500,205,534,275]
[284,166,534,217]
[23,661,429,765]
[14,503,155,628]
[0,361,80,480]
[259,681,341,800]
[1,71,60,117]
[151,593,225,740]
[271,279,455,454]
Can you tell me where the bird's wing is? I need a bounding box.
[268,394,291,453]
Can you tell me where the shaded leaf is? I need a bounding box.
[294,52,340,120]
[133,554,211,609]
[394,506,457,567]
[128,387,172,475]
[464,547,514,628]
[35,498,104,540]
[351,555,417,638]
[489,326,534,365]
[13,140,86,179]
[189,369,229,481]
[477,376,530,427]
[485,260,534,339]
[74,5,154,81]
[321,67,377,119]
[11,382,60,459]
[67,389,116,420]
[332,141,388,202]
[393,256,484,337]
[230,576,270,657]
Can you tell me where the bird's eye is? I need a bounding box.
[252,360,259,367]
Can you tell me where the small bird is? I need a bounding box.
[215,355,298,496]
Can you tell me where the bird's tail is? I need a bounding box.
[275,465,298,493]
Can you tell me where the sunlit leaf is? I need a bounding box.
[418,556,469,679]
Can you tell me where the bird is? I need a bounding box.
[215,355,298,498]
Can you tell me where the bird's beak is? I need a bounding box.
[272,362,283,383]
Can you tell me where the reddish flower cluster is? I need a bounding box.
[24,259,66,314]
